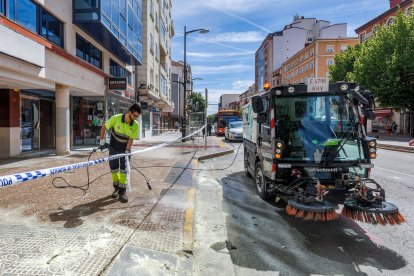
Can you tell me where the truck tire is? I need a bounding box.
[254,162,270,200]
[244,149,251,178]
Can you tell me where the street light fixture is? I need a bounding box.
[182,26,209,139]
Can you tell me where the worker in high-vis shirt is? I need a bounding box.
[99,103,141,203]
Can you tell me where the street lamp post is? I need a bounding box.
[182,26,209,139]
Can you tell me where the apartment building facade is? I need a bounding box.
[355,0,413,135]
[280,38,358,84]
[137,0,174,136]
[0,0,144,158]
[255,16,349,92]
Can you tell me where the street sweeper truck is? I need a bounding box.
[242,79,405,225]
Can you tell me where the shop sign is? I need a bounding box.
[151,107,159,112]
[162,106,173,112]
[108,77,127,90]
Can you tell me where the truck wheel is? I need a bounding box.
[254,162,270,200]
[244,149,251,177]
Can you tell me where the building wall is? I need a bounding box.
[355,0,413,42]
[280,38,358,84]
[220,94,241,110]
[137,0,173,110]
[0,0,145,157]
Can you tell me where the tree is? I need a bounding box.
[208,113,217,123]
[354,12,414,109]
[354,12,414,135]
[187,92,206,112]
[329,44,361,82]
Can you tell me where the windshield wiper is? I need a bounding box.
[324,121,359,166]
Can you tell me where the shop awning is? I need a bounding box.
[374,109,393,118]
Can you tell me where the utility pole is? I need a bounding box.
[205,88,208,149]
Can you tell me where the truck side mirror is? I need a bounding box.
[351,90,369,106]
[252,96,264,113]
[257,113,267,124]
[364,108,376,120]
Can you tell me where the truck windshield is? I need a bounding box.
[274,94,364,163]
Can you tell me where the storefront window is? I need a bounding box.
[72,97,105,146]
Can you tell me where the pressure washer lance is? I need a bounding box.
[93,144,152,191]
[341,177,405,225]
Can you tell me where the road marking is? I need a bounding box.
[183,160,198,253]
[375,167,414,178]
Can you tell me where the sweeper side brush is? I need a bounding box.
[286,199,338,221]
[342,200,405,225]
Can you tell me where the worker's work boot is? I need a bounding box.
[118,187,128,203]
[112,184,119,198]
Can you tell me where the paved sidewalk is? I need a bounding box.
[373,134,414,153]
[0,131,233,275]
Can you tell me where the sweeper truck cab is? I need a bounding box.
[243,79,404,225]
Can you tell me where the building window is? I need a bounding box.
[387,17,395,26]
[326,71,330,77]
[327,59,334,66]
[310,49,314,56]
[150,0,154,20]
[304,52,308,59]
[310,61,314,69]
[16,0,37,33]
[341,44,349,52]
[359,32,366,44]
[76,34,102,69]
[0,0,5,15]
[305,64,308,71]
[307,37,313,42]
[40,9,64,47]
[407,7,413,16]
[149,33,154,54]
[110,59,132,85]
[300,67,303,74]
[372,25,379,34]
[326,45,334,53]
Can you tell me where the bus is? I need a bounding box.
[216,110,241,135]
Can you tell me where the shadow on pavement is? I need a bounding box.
[49,195,118,228]
[220,172,406,275]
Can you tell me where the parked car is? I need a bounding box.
[225,120,243,141]
[21,123,31,139]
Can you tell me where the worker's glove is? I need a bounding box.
[125,149,131,160]
[97,139,108,151]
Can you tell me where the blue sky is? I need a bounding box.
[171,0,390,115]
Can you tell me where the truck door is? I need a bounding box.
[258,97,273,178]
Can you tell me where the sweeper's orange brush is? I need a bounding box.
[342,200,405,225]
[286,199,338,221]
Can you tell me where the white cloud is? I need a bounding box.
[187,51,254,58]
[192,64,252,75]
[204,0,280,14]
[233,80,254,91]
[210,31,265,43]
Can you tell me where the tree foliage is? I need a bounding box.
[354,11,414,110]
[329,11,414,111]
[188,92,206,112]
[329,45,360,82]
